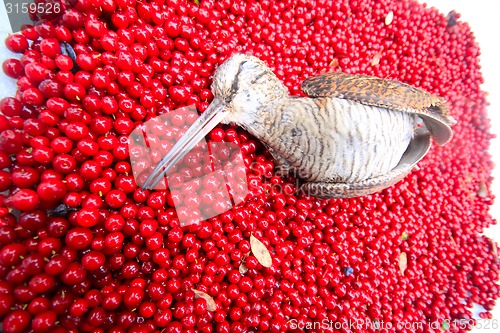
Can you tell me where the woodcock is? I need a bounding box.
[142,54,454,198]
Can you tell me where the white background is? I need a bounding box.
[0,0,499,331]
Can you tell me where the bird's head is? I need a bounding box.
[141,53,288,189]
[210,53,288,124]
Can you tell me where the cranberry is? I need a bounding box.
[2,59,24,78]
[82,251,106,270]
[76,207,100,227]
[0,115,9,132]
[2,309,31,333]
[0,129,23,155]
[39,38,61,58]
[9,189,40,211]
[32,310,57,332]
[0,243,27,266]
[24,62,49,82]
[37,179,67,202]
[65,227,93,250]
[5,34,29,53]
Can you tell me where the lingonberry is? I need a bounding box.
[64,82,86,101]
[65,122,89,141]
[9,188,40,211]
[0,129,22,155]
[82,251,106,270]
[55,54,74,71]
[52,154,77,174]
[79,160,103,180]
[2,58,24,78]
[24,62,49,83]
[0,243,26,266]
[10,167,38,188]
[37,179,67,202]
[5,34,29,53]
[2,309,31,333]
[61,262,87,285]
[39,38,61,58]
[65,227,93,250]
[0,116,9,133]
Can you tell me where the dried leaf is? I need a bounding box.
[477,182,488,198]
[399,252,407,275]
[371,52,382,66]
[239,262,248,275]
[192,289,217,311]
[250,234,272,268]
[385,11,394,25]
[465,172,473,182]
[329,59,339,67]
[449,235,458,248]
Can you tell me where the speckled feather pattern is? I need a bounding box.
[205,54,454,198]
[301,71,454,146]
[243,97,415,184]
[150,53,453,198]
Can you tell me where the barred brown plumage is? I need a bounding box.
[142,54,454,198]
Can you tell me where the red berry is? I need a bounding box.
[82,251,106,270]
[24,62,49,82]
[10,189,39,211]
[0,97,22,117]
[31,310,57,332]
[37,179,67,202]
[22,88,45,105]
[2,59,24,78]
[39,38,61,58]
[5,34,29,53]
[76,207,100,227]
[2,309,31,333]
[61,219,87,241]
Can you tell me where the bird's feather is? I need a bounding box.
[301,71,453,145]
[300,125,432,198]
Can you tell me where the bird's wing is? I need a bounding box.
[301,71,454,145]
[302,127,432,199]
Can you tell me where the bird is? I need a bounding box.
[141,53,454,198]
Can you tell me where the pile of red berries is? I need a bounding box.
[0,0,498,332]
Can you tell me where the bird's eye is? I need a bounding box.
[224,96,232,103]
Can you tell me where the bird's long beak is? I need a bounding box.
[142,100,229,189]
